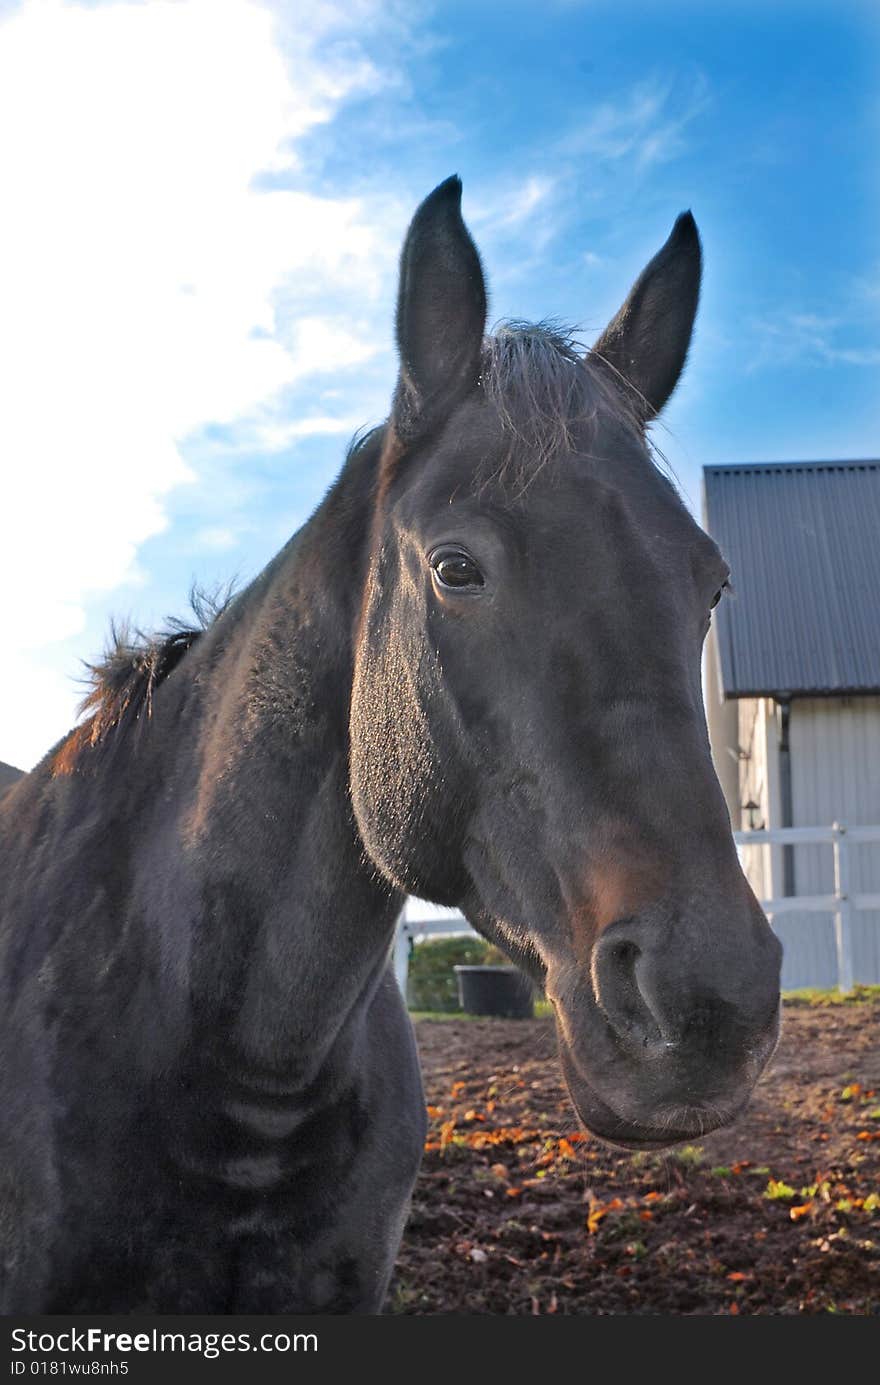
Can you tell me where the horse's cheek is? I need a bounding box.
[349,618,466,902]
[350,633,423,878]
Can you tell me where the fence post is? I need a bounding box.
[832,822,855,994]
[393,920,411,998]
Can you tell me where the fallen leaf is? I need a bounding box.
[439,1118,457,1151]
[764,1178,796,1201]
[587,1206,607,1234]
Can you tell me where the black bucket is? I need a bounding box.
[453,965,534,1019]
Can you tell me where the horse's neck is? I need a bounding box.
[180,437,402,1076]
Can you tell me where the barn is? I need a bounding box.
[703,459,880,989]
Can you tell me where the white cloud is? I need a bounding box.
[287,317,380,376]
[0,0,400,768]
[194,527,240,552]
[562,74,710,170]
[747,311,880,371]
[474,175,556,231]
[242,412,369,453]
[463,76,711,292]
[193,408,367,456]
[467,172,563,278]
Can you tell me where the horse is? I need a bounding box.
[0,176,782,1313]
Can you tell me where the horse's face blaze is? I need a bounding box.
[351,178,781,1150]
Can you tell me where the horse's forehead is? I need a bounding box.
[401,399,696,544]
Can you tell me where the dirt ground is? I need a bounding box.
[389,993,880,1315]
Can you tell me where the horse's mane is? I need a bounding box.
[52,584,234,776]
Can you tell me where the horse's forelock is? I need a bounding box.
[477,321,644,490]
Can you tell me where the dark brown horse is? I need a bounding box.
[0,177,781,1313]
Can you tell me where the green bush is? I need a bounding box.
[406,935,494,1011]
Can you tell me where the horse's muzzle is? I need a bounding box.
[550,983,781,1151]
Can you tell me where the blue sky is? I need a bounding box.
[1,0,877,769]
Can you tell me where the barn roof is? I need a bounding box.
[702,460,880,699]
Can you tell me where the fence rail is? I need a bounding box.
[394,823,880,997]
[393,909,475,997]
[734,822,880,993]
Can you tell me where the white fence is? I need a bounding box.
[734,822,880,992]
[393,823,880,999]
[393,902,474,997]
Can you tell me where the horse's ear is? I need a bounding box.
[393,175,487,438]
[590,212,701,423]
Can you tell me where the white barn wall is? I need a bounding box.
[710,694,880,988]
[704,627,739,823]
[735,697,771,902]
[782,697,880,987]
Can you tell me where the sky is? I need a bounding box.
[1,0,877,770]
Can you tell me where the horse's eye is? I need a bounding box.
[709,581,729,611]
[430,548,485,591]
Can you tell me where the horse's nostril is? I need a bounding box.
[592,928,664,1049]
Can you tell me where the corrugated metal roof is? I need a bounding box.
[702,460,880,698]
